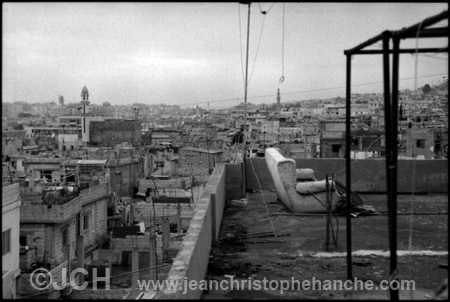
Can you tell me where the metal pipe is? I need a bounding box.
[350,47,448,55]
[242,2,251,195]
[391,37,401,301]
[382,30,399,301]
[395,27,448,39]
[345,54,353,280]
[344,10,448,55]
[392,10,448,38]
[344,33,383,56]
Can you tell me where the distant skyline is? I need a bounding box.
[2,2,448,108]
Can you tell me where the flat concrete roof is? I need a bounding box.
[204,192,448,299]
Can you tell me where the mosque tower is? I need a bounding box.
[276,88,281,112]
[80,84,90,106]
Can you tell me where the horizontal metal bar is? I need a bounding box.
[352,47,448,55]
[344,11,448,55]
[392,10,449,38]
[344,32,385,55]
[397,27,448,39]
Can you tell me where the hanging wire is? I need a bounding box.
[257,2,263,13]
[418,51,449,60]
[248,5,268,86]
[332,136,382,176]
[279,2,285,84]
[266,2,276,14]
[176,73,447,107]
[407,19,424,301]
[238,4,246,90]
[248,156,275,234]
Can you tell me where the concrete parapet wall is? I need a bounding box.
[111,235,151,252]
[245,157,448,193]
[20,196,82,223]
[151,164,226,299]
[139,177,192,189]
[295,158,448,193]
[2,183,20,208]
[80,183,108,205]
[225,163,244,200]
[133,202,194,228]
[245,158,277,192]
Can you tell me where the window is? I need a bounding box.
[3,229,11,255]
[332,144,341,153]
[416,139,426,149]
[84,212,90,230]
[20,235,27,247]
[62,228,68,245]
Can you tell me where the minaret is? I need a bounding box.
[80,84,90,105]
[80,85,89,142]
[276,88,281,111]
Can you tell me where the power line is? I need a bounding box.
[266,3,276,14]
[419,53,448,60]
[248,9,267,86]
[177,73,447,107]
[238,4,245,90]
[280,2,285,84]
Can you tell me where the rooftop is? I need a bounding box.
[204,191,447,299]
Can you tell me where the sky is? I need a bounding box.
[2,2,448,108]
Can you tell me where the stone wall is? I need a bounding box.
[82,197,107,251]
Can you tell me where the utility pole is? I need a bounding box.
[241,2,251,195]
[205,114,212,175]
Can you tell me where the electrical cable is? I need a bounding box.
[332,136,382,176]
[238,4,246,90]
[419,54,448,60]
[248,8,267,86]
[279,2,285,84]
[176,73,448,107]
[247,154,275,234]
[266,3,276,14]
[407,20,423,301]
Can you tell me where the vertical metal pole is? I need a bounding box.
[205,115,211,175]
[345,53,353,280]
[447,44,450,264]
[132,245,139,289]
[242,3,251,195]
[391,35,400,301]
[382,30,399,301]
[325,174,330,252]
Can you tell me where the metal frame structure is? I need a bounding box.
[343,10,448,300]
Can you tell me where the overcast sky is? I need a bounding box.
[2,2,448,108]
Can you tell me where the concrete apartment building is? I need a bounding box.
[89,119,141,147]
[16,173,109,298]
[2,183,21,299]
